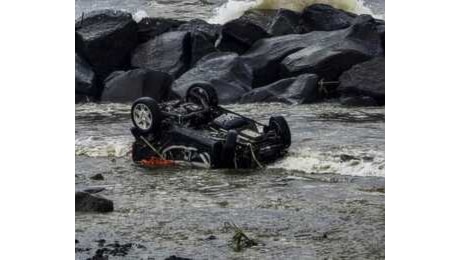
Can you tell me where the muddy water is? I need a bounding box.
[75,103,384,259]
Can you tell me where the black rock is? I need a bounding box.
[76,53,97,96]
[76,10,138,79]
[340,96,378,107]
[101,69,173,102]
[177,19,221,40]
[268,9,304,36]
[281,15,383,80]
[302,4,357,31]
[176,19,222,65]
[131,31,191,78]
[216,10,274,54]
[165,256,193,260]
[76,94,94,104]
[82,187,106,194]
[90,174,104,181]
[189,31,219,66]
[243,14,383,86]
[337,57,385,105]
[173,52,253,104]
[240,74,319,104]
[75,192,114,213]
[137,17,184,43]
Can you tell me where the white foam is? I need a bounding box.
[133,9,148,23]
[269,146,385,177]
[208,0,379,24]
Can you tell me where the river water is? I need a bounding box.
[75,0,384,258]
[76,103,384,259]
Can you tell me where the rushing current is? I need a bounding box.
[75,0,385,259]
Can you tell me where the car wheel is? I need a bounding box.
[186,84,219,107]
[268,116,291,148]
[131,97,162,135]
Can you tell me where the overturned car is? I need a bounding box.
[130,85,291,169]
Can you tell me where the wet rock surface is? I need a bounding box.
[240,74,319,104]
[74,5,384,107]
[76,10,138,80]
[302,4,357,31]
[131,31,191,78]
[173,52,253,104]
[75,192,114,213]
[217,10,273,54]
[338,57,385,105]
[101,69,173,102]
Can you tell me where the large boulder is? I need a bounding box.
[240,74,319,104]
[75,53,97,96]
[75,10,138,79]
[337,57,385,105]
[177,19,221,40]
[75,192,113,213]
[268,9,304,36]
[173,52,253,104]
[216,10,274,54]
[302,4,357,31]
[101,69,173,103]
[131,31,191,78]
[241,30,342,87]
[176,19,221,65]
[137,17,184,43]
[281,15,383,80]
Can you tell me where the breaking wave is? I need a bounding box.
[209,0,376,24]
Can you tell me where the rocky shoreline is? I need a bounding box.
[76,4,385,107]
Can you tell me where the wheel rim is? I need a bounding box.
[188,87,210,105]
[133,103,153,130]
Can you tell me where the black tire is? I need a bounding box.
[268,116,291,148]
[220,130,238,168]
[186,84,219,107]
[131,97,163,135]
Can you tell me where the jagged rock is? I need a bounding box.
[101,69,173,102]
[90,173,104,180]
[75,53,97,96]
[268,9,304,36]
[242,30,341,87]
[281,15,383,80]
[216,10,274,54]
[177,19,221,40]
[173,52,253,104]
[131,31,191,78]
[75,10,138,79]
[302,4,357,31]
[240,74,319,104]
[337,57,385,105]
[137,17,184,43]
[189,32,218,66]
[75,192,113,213]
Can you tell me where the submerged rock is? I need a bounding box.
[173,52,253,104]
[302,4,356,31]
[337,57,385,105]
[340,96,378,107]
[216,10,273,54]
[137,17,184,43]
[75,10,138,79]
[101,69,173,102]
[75,192,113,213]
[75,53,97,96]
[90,173,104,181]
[131,31,191,78]
[240,74,319,104]
[281,15,383,80]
